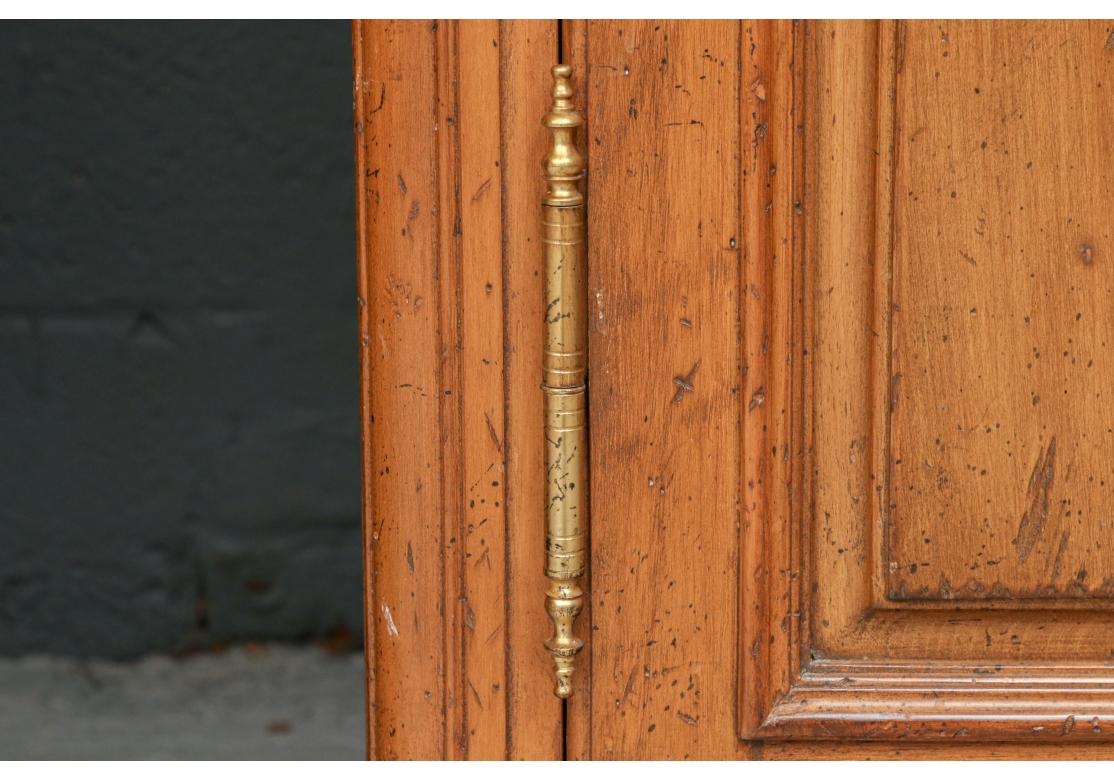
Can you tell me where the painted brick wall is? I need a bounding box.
[0,22,362,657]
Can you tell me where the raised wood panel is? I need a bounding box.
[583,18,1114,757]
[887,21,1114,602]
[353,19,561,760]
[748,19,1114,743]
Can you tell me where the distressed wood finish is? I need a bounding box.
[887,21,1114,601]
[753,20,1114,742]
[739,17,801,743]
[581,19,1114,757]
[583,19,743,759]
[353,19,561,760]
[357,18,1114,759]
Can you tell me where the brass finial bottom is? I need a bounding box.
[544,579,585,699]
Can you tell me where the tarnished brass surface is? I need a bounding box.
[541,64,587,700]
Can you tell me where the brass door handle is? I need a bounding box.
[542,64,588,700]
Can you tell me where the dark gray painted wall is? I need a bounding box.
[0,22,362,657]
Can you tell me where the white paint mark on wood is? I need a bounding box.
[382,602,400,637]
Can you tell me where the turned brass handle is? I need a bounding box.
[542,64,587,700]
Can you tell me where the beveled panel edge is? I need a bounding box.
[738,18,807,739]
[756,659,1114,742]
[740,19,1114,744]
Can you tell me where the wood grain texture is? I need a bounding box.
[745,19,1114,745]
[887,21,1114,601]
[355,20,444,758]
[357,18,1114,759]
[583,18,1114,757]
[583,19,742,759]
[739,18,801,741]
[353,19,561,760]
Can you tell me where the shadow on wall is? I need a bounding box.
[0,21,362,658]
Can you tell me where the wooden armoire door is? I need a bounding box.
[354,19,1114,759]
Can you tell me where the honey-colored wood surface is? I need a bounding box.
[887,21,1114,601]
[353,19,561,759]
[580,19,1114,758]
[739,17,801,744]
[778,21,1114,742]
[582,19,743,759]
[356,18,1114,759]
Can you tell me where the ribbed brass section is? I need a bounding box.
[541,64,587,700]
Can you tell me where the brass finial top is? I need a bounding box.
[542,64,584,206]
[551,64,573,101]
[543,64,582,131]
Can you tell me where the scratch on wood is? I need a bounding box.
[1051,529,1070,578]
[748,386,766,412]
[475,546,492,570]
[406,541,415,574]
[895,20,907,74]
[1014,436,1057,563]
[471,176,493,202]
[484,411,503,452]
[752,122,768,152]
[365,78,386,114]
[1081,242,1096,265]
[382,602,400,637]
[622,666,638,702]
[749,76,766,102]
[889,372,903,413]
[671,360,701,404]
